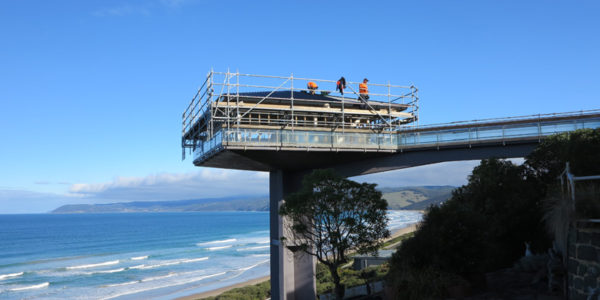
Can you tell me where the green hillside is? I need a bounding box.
[382,186,455,210]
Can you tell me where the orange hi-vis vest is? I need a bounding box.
[359,83,368,94]
[307,81,318,89]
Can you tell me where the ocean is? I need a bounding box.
[0,211,422,300]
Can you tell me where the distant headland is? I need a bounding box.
[51,186,454,213]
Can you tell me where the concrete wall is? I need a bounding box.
[567,220,600,300]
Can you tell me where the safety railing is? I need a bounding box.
[559,162,600,211]
[192,111,600,161]
[182,70,419,141]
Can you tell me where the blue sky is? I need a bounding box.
[1,1,598,213]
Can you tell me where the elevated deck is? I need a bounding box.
[189,110,600,172]
[182,71,419,164]
[182,72,600,173]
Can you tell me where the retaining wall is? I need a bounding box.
[568,220,600,300]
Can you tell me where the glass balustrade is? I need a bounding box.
[193,117,600,160]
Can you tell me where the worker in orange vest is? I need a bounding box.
[359,78,369,100]
[336,76,347,95]
[307,81,318,95]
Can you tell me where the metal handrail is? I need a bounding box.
[210,72,413,89]
[209,83,411,99]
[192,115,600,162]
[182,70,419,144]
[415,109,600,129]
[559,162,600,211]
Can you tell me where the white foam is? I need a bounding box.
[67,260,119,270]
[196,238,236,246]
[206,245,232,251]
[104,280,139,288]
[138,261,179,270]
[251,254,270,257]
[0,272,23,280]
[180,257,209,263]
[137,257,209,270]
[128,264,145,269]
[101,272,226,300]
[141,273,176,282]
[224,260,270,281]
[237,260,269,272]
[131,256,148,261]
[9,282,49,291]
[94,268,125,274]
[237,245,269,251]
[387,210,423,230]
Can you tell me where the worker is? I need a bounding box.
[307,81,318,95]
[359,78,369,100]
[336,77,347,95]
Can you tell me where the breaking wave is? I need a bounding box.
[66,260,119,270]
[0,272,23,280]
[196,238,236,246]
[9,282,49,292]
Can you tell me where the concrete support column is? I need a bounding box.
[270,170,316,300]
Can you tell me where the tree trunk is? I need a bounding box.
[329,266,345,300]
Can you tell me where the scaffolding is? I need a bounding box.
[182,70,419,157]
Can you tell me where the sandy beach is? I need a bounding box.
[175,276,270,300]
[175,225,417,300]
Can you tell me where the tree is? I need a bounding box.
[387,159,551,298]
[525,128,600,184]
[279,169,390,300]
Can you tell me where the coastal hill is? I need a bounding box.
[381,186,455,210]
[52,196,269,213]
[51,186,455,213]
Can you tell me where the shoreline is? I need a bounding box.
[175,224,418,300]
[174,275,270,300]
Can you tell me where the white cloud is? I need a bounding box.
[1,158,525,213]
[68,169,269,202]
[352,158,525,188]
[352,160,480,188]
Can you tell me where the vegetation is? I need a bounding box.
[382,232,415,249]
[279,169,390,300]
[316,262,389,295]
[526,128,600,184]
[201,280,270,300]
[199,262,391,300]
[387,128,600,299]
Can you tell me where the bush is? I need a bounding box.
[202,280,270,300]
[316,262,388,295]
[387,158,551,297]
[526,128,600,184]
[386,265,469,300]
[386,129,600,298]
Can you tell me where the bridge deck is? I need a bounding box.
[190,111,600,170]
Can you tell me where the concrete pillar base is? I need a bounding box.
[270,170,316,300]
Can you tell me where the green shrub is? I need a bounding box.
[386,265,469,300]
[316,262,389,295]
[526,128,600,184]
[387,158,552,297]
[201,280,270,300]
